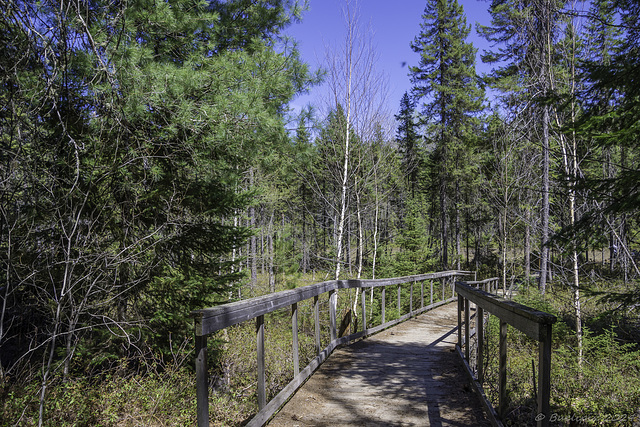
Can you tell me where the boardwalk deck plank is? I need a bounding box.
[268,303,491,426]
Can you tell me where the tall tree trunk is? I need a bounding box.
[250,169,257,289]
[440,182,448,269]
[455,183,461,270]
[539,104,551,294]
[525,209,531,279]
[356,191,364,279]
[269,213,275,293]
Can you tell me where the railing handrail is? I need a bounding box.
[456,282,556,340]
[192,270,472,335]
[193,270,473,427]
[455,280,557,427]
[463,277,497,286]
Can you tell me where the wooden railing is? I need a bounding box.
[191,270,474,427]
[455,280,557,427]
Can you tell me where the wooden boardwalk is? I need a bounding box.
[268,302,491,426]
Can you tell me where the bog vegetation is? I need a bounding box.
[1,0,640,426]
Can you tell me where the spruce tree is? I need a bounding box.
[478,0,565,292]
[409,0,484,269]
[395,92,421,197]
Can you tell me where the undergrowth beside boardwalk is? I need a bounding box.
[3,275,639,426]
[480,282,640,426]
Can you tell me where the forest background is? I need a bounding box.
[1,0,640,425]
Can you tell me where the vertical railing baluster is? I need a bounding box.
[291,303,299,377]
[314,295,320,355]
[452,276,455,299]
[381,287,386,324]
[499,320,508,420]
[430,279,433,306]
[477,306,484,384]
[410,281,414,316]
[195,331,209,427]
[421,280,424,309]
[257,315,266,410]
[361,288,367,332]
[538,323,553,427]
[329,289,337,342]
[397,284,401,318]
[457,295,463,349]
[464,297,470,362]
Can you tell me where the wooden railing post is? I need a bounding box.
[451,276,456,299]
[499,320,508,419]
[410,281,414,316]
[257,315,266,410]
[193,272,477,427]
[464,297,470,361]
[538,323,552,427]
[314,295,321,355]
[361,288,367,332]
[329,289,337,342]
[292,303,299,376]
[430,280,434,306]
[457,296,463,349]
[477,306,484,384]
[195,332,209,427]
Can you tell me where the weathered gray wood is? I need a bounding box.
[397,284,401,317]
[421,280,424,308]
[193,271,475,426]
[499,320,507,420]
[455,283,556,341]
[193,280,335,335]
[314,296,320,355]
[195,333,209,427]
[477,306,484,385]
[456,346,503,427]
[465,298,470,361]
[458,297,463,349]
[257,315,266,410]
[455,279,556,427]
[362,288,367,332]
[538,323,552,427]
[381,287,386,324]
[430,279,434,305]
[249,300,456,427]
[329,289,337,342]
[270,303,491,427]
[410,281,414,315]
[246,334,342,427]
[192,272,474,336]
[291,303,299,376]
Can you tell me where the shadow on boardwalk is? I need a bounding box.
[268,303,491,426]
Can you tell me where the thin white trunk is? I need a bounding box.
[334,8,354,281]
[356,191,363,280]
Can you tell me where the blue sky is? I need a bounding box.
[285,0,494,117]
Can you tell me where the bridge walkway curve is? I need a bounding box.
[268,302,491,426]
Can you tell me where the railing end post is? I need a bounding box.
[195,327,209,427]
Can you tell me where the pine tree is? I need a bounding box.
[409,0,484,269]
[0,0,313,416]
